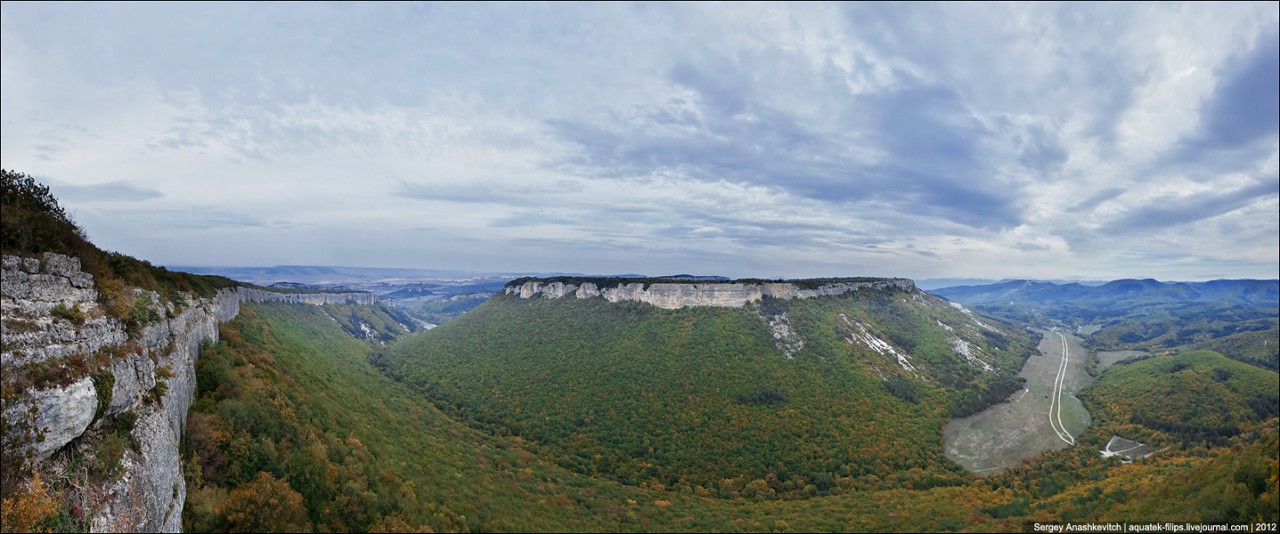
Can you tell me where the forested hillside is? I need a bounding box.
[374,288,1037,497]
[1083,350,1278,446]
[187,300,1277,532]
[173,300,1034,532]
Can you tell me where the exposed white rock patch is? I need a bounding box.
[838,314,918,377]
[972,318,1000,333]
[765,312,804,359]
[948,336,993,372]
[508,279,916,309]
[854,323,917,374]
[946,301,1002,333]
[936,319,955,332]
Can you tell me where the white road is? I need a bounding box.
[1049,330,1076,445]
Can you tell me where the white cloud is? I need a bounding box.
[2,2,1276,281]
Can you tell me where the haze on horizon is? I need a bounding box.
[2,2,1277,282]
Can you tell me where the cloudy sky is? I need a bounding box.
[2,3,1277,281]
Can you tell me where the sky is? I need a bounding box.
[2,2,1277,281]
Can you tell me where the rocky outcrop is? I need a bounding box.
[236,286,375,306]
[22,379,99,459]
[91,407,187,533]
[1,254,125,367]
[2,253,364,533]
[506,278,916,309]
[1,253,241,532]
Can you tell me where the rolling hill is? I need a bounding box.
[933,279,1279,308]
[1082,350,1279,446]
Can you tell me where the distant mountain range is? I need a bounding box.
[930,278,1279,357]
[931,278,1279,308]
[167,264,522,285]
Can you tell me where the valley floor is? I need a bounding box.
[943,329,1092,472]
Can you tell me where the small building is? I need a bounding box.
[1101,435,1157,461]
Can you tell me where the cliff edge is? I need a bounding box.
[504,278,916,309]
[1,253,375,532]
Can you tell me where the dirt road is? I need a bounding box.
[942,328,1092,472]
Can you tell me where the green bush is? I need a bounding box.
[90,432,131,481]
[51,303,85,326]
[90,371,115,424]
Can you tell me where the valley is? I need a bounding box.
[943,329,1091,472]
[2,171,1276,532]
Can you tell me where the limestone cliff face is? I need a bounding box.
[1,254,124,368]
[1,253,370,533]
[505,278,916,309]
[2,253,238,532]
[236,287,376,306]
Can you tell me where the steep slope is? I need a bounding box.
[183,302,645,532]
[0,170,380,532]
[2,252,238,532]
[375,280,1037,497]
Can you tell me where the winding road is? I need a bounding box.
[1049,330,1076,445]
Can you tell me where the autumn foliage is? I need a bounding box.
[214,472,311,533]
[0,473,60,533]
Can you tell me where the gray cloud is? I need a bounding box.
[1104,177,1279,233]
[487,211,580,228]
[548,67,1025,231]
[1186,36,1280,152]
[395,179,584,205]
[1070,187,1127,213]
[1014,242,1050,252]
[51,181,164,203]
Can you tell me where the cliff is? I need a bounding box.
[504,278,916,309]
[0,253,372,532]
[236,286,376,306]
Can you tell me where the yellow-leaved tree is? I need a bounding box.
[214,471,312,533]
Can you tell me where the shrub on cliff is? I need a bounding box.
[1,169,236,306]
[0,169,97,267]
